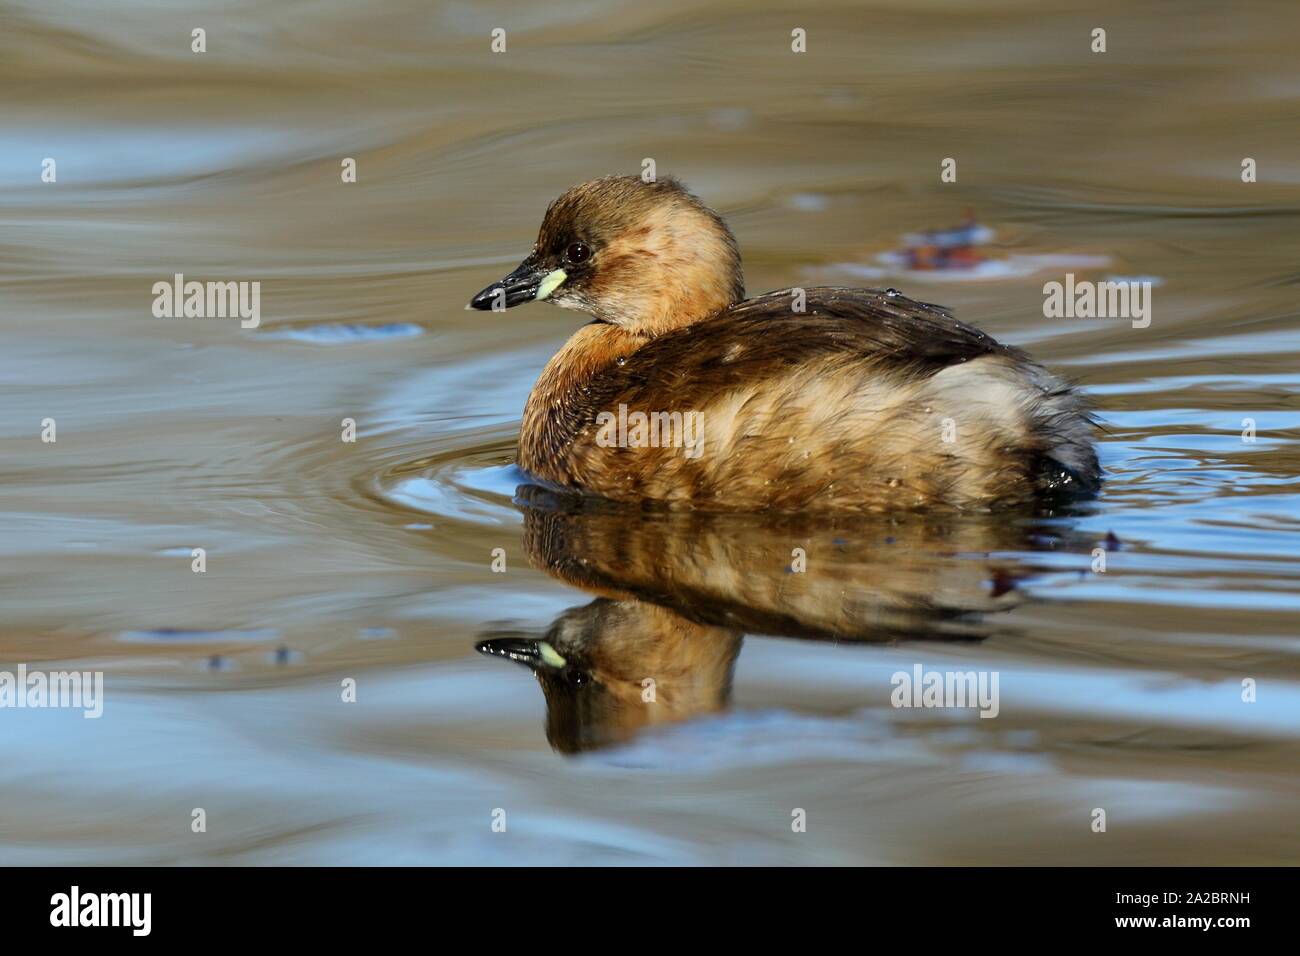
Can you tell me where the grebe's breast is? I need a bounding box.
[520,288,1099,512]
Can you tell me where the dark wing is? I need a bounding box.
[717,287,1015,375]
[587,287,1018,409]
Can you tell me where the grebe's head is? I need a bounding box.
[468,175,744,336]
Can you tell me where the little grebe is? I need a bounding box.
[468,175,1100,512]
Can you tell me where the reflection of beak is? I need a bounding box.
[475,637,567,670]
[468,256,566,311]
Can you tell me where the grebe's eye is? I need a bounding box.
[565,241,591,265]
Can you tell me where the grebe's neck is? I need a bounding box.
[519,321,645,482]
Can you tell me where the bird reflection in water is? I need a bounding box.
[478,486,1085,754]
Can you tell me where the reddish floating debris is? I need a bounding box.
[899,210,993,272]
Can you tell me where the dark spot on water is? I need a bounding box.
[259,322,424,345]
[989,569,1016,598]
[119,627,279,644]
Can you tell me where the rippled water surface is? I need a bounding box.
[1,0,1298,864]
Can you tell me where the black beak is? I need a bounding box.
[476,636,545,670]
[468,255,551,311]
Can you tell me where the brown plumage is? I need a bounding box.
[469,175,1100,512]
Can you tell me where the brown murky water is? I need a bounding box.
[1,0,1298,864]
